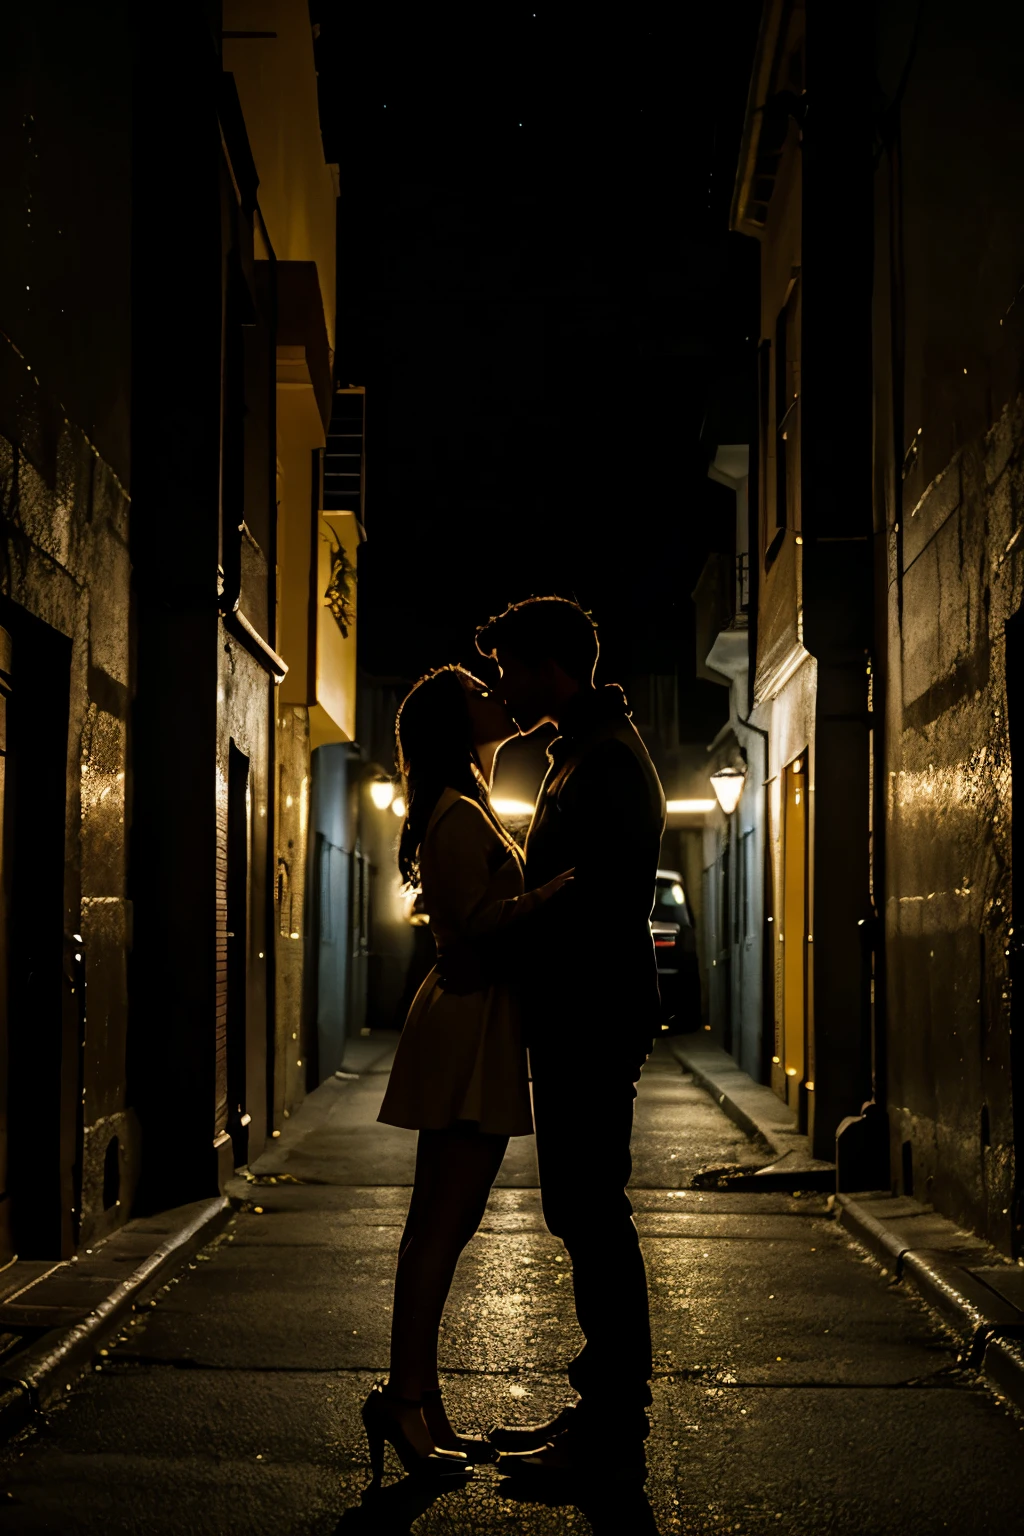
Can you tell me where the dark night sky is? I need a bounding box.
[314,3,761,741]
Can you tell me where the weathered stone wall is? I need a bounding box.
[887,400,1024,1249]
[0,331,134,1250]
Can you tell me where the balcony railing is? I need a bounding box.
[693,550,751,685]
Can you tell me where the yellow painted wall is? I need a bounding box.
[276,357,325,705]
[312,510,358,747]
[228,0,355,745]
[224,0,338,357]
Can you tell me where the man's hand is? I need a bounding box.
[437,938,493,996]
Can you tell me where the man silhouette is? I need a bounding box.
[469,596,665,1479]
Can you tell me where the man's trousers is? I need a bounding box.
[529,1039,652,1436]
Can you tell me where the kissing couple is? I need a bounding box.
[364,595,666,1489]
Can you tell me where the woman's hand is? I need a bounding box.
[536,868,574,903]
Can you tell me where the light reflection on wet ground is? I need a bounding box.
[0,1042,1022,1534]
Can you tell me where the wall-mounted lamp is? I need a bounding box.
[710,765,746,815]
[370,777,395,810]
[392,794,407,818]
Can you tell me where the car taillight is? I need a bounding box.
[654,939,676,948]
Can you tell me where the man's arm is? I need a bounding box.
[438,739,659,995]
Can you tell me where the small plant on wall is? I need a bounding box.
[323,532,355,638]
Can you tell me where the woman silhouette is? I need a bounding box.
[362,665,571,1486]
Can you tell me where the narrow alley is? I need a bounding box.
[1,1045,1022,1535]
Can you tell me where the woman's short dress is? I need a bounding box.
[378,787,535,1137]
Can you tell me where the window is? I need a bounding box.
[774,280,800,534]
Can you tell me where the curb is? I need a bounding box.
[670,1039,835,1189]
[0,1195,231,1442]
[675,1047,765,1145]
[837,1192,1024,1415]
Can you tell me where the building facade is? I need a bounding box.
[0,4,135,1258]
[871,1,1024,1250]
[693,446,768,1080]
[725,0,1024,1251]
[723,0,878,1165]
[0,1,357,1257]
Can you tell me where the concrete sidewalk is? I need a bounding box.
[837,1190,1024,1415]
[668,1037,834,1188]
[672,1035,1024,1420]
[0,1039,1022,1534]
[0,1198,230,1444]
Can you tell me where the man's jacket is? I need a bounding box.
[521,684,666,1049]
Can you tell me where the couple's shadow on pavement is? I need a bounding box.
[332,1472,657,1535]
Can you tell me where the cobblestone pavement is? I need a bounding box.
[1,1040,1023,1535]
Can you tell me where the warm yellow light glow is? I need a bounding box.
[805,1081,815,1091]
[392,795,406,818]
[785,1067,798,1077]
[666,798,717,814]
[670,883,685,906]
[285,795,293,808]
[370,778,395,809]
[492,798,535,817]
[710,767,746,815]
[772,1055,781,1064]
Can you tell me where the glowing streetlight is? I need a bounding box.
[492,798,535,817]
[710,766,746,815]
[370,778,395,810]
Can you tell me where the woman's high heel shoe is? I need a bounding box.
[361,1382,473,1487]
[422,1387,497,1464]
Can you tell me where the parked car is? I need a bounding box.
[650,868,701,1031]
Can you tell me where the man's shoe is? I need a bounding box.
[497,1428,647,1484]
[486,1405,578,1454]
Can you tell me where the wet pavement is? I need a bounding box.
[1,1040,1023,1534]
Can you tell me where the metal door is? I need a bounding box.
[226,742,251,1167]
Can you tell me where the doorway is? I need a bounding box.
[0,604,73,1256]
[0,627,11,1260]
[226,741,251,1168]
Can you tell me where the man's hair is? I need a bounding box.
[475,596,598,682]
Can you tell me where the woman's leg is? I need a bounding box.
[389,1126,508,1408]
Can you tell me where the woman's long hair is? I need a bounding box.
[395,665,489,887]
